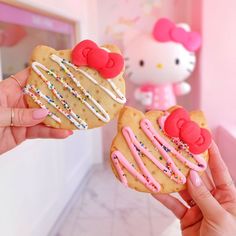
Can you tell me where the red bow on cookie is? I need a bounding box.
[164,108,212,154]
[71,40,124,79]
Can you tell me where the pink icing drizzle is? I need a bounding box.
[111,116,207,192]
[111,150,159,192]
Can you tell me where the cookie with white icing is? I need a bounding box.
[110,106,212,193]
[24,40,126,130]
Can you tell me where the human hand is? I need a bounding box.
[152,141,236,236]
[0,68,73,155]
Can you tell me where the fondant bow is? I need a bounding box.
[164,108,212,154]
[153,18,202,52]
[71,40,124,79]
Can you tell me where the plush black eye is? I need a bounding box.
[139,60,145,67]
[175,58,180,65]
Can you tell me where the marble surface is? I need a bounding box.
[50,164,181,236]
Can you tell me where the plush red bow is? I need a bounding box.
[71,40,124,79]
[164,108,212,154]
[153,18,202,52]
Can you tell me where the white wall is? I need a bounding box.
[0,131,102,236]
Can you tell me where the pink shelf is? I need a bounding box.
[0,2,74,35]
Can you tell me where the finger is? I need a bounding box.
[209,141,235,190]
[187,170,224,221]
[10,67,30,87]
[0,107,11,126]
[179,189,192,205]
[0,107,48,127]
[180,207,203,231]
[152,193,187,219]
[26,124,73,139]
[179,172,215,207]
[201,171,215,191]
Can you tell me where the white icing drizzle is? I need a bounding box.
[30,62,88,129]
[24,85,61,124]
[49,54,111,122]
[54,54,126,104]
[24,84,87,129]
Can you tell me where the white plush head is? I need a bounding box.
[124,18,201,85]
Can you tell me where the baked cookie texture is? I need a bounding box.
[110,106,212,194]
[24,40,126,130]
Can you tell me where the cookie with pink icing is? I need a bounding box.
[24,40,126,130]
[110,106,212,193]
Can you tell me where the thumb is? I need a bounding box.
[0,107,49,127]
[187,170,224,221]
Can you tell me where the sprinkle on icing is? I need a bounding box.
[54,54,126,104]
[23,85,61,124]
[111,116,207,193]
[30,62,88,129]
[24,84,87,129]
[142,118,207,171]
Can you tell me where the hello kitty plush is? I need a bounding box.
[124,18,202,111]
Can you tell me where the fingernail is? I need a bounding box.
[190,170,202,187]
[68,130,73,135]
[33,109,49,120]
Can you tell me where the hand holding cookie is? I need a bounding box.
[0,69,73,155]
[0,39,126,154]
[110,105,236,236]
[153,142,236,236]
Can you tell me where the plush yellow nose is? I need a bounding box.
[156,63,164,69]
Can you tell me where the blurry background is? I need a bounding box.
[0,0,236,236]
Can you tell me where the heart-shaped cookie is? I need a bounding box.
[110,106,212,193]
[24,40,126,130]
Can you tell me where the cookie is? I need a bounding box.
[110,106,212,193]
[24,40,126,130]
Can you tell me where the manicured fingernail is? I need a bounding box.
[68,130,73,135]
[33,109,49,120]
[190,170,202,187]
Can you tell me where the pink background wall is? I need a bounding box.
[217,125,236,181]
[201,0,236,129]
[200,0,236,175]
